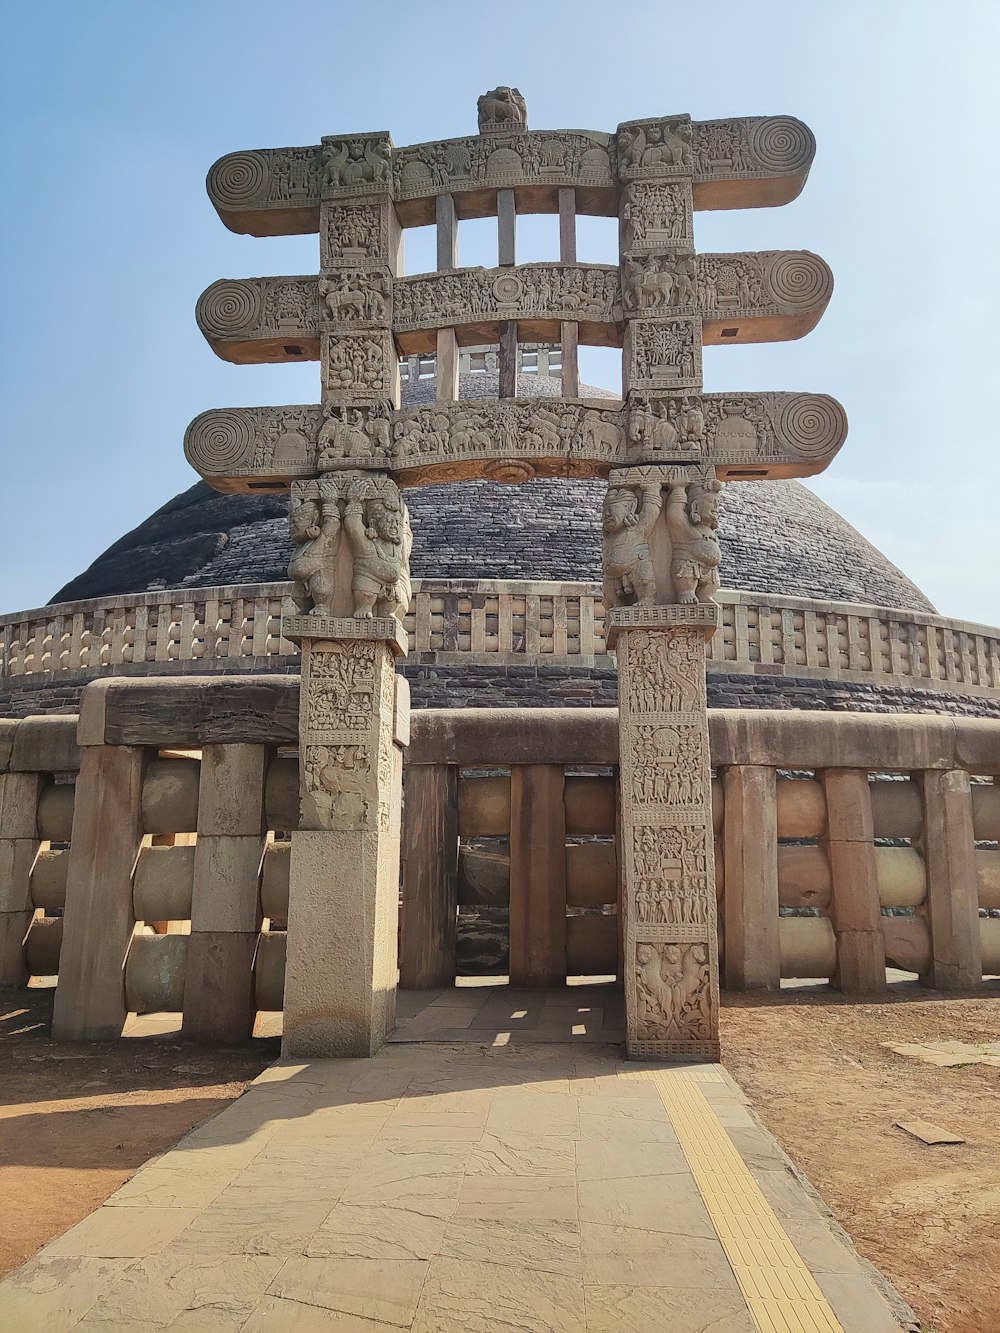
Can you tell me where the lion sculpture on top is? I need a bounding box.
[477,87,527,132]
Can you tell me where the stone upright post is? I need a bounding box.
[609,117,722,1059]
[282,132,411,1057]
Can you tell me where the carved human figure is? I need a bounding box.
[666,478,723,604]
[602,482,662,610]
[344,480,411,620]
[288,497,341,617]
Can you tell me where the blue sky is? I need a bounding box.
[1,0,997,623]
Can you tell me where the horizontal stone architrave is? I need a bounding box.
[3,583,1000,703]
[195,253,831,364]
[184,392,848,492]
[206,117,814,235]
[59,678,1000,774]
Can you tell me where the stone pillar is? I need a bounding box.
[611,605,721,1060]
[282,617,407,1057]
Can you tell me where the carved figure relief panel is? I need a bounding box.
[623,250,832,321]
[321,199,400,270]
[625,318,702,393]
[289,470,411,622]
[394,264,621,342]
[692,116,815,182]
[299,638,397,834]
[391,131,614,214]
[620,182,693,252]
[634,941,714,1044]
[318,268,392,328]
[322,331,398,404]
[196,276,323,344]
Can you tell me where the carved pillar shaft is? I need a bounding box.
[611,607,721,1060]
[282,618,408,1057]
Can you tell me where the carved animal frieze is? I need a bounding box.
[318,267,392,326]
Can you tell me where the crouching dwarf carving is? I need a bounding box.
[666,476,722,604]
[602,482,662,611]
[288,472,411,622]
[345,479,412,619]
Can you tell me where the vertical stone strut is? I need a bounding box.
[281,131,411,1056]
[607,116,724,1059]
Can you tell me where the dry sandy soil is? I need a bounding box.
[1,984,997,1333]
[722,985,1000,1333]
[0,991,274,1278]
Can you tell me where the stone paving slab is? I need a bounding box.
[0,1041,917,1332]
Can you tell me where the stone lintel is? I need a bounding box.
[607,603,720,650]
[283,615,408,657]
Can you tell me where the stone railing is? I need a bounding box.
[1,681,997,1044]
[3,581,1000,700]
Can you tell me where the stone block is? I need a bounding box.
[133,845,196,923]
[190,836,264,934]
[394,674,411,747]
[566,842,617,907]
[0,771,43,839]
[197,745,267,836]
[980,917,1000,974]
[142,759,201,835]
[37,783,75,843]
[0,719,19,770]
[30,847,69,912]
[821,769,885,991]
[182,930,258,1042]
[283,829,399,1057]
[125,932,188,1013]
[564,776,615,835]
[9,716,81,774]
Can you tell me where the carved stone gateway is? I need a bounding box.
[189,89,845,1058]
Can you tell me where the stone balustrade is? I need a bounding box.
[1,683,997,1042]
[3,581,999,701]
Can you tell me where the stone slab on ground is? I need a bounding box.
[0,1042,915,1332]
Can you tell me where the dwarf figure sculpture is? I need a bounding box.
[602,482,662,611]
[666,477,723,604]
[287,496,341,617]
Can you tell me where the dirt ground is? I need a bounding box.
[0,991,275,1278]
[722,985,1000,1333]
[1,985,997,1333]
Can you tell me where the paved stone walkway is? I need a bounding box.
[0,1038,915,1332]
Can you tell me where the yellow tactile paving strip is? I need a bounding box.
[652,1069,845,1333]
